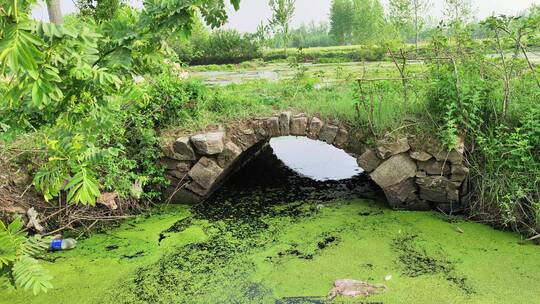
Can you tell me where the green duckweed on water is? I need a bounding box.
[2,198,540,304]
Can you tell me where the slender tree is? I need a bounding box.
[412,0,431,52]
[269,0,296,56]
[444,0,473,50]
[388,0,413,39]
[329,0,354,45]
[352,0,386,44]
[444,0,473,24]
[46,0,63,24]
[255,21,271,49]
[352,0,372,44]
[389,0,431,51]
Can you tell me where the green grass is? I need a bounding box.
[170,78,426,137]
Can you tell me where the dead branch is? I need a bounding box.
[166,172,189,204]
[524,234,540,242]
[387,47,409,104]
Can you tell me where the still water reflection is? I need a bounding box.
[269,136,363,181]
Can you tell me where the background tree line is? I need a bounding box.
[170,18,262,65]
[40,0,540,67]
[172,0,489,64]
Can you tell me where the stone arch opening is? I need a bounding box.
[161,112,470,213]
[161,112,366,205]
[204,138,382,207]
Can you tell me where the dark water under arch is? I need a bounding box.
[196,139,383,222]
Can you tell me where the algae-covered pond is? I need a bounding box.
[4,145,540,304]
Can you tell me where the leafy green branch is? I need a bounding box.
[0,217,53,295]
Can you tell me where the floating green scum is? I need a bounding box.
[3,194,540,304]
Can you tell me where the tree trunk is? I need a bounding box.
[283,27,288,57]
[46,0,63,24]
[414,1,419,54]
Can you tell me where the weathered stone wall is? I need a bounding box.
[358,137,469,212]
[160,111,469,212]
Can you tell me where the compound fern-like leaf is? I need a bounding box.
[12,256,53,295]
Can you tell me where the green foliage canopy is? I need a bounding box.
[329,0,354,45]
[171,25,262,65]
[351,0,388,44]
[268,0,296,54]
[0,0,240,206]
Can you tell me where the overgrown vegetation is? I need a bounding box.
[199,3,540,234]
[0,0,241,206]
[263,43,389,63]
[0,0,242,292]
[424,13,540,233]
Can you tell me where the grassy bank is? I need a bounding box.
[183,60,429,134]
[262,44,394,63]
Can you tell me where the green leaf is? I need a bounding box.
[65,168,101,206]
[0,228,19,268]
[0,23,42,75]
[20,235,50,257]
[0,217,50,296]
[7,217,23,235]
[230,0,240,10]
[33,165,67,202]
[12,256,53,295]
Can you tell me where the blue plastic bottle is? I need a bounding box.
[50,238,77,250]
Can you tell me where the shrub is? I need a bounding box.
[263,44,388,63]
[17,71,209,205]
[173,29,262,65]
[99,73,210,199]
[168,17,210,65]
[473,106,540,231]
[425,22,540,233]
[288,22,333,49]
[145,74,208,127]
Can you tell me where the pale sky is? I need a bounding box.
[32,0,540,32]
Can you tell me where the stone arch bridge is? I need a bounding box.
[161,112,469,212]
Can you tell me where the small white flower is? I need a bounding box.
[178,71,189,79]
[133,75,145,83]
